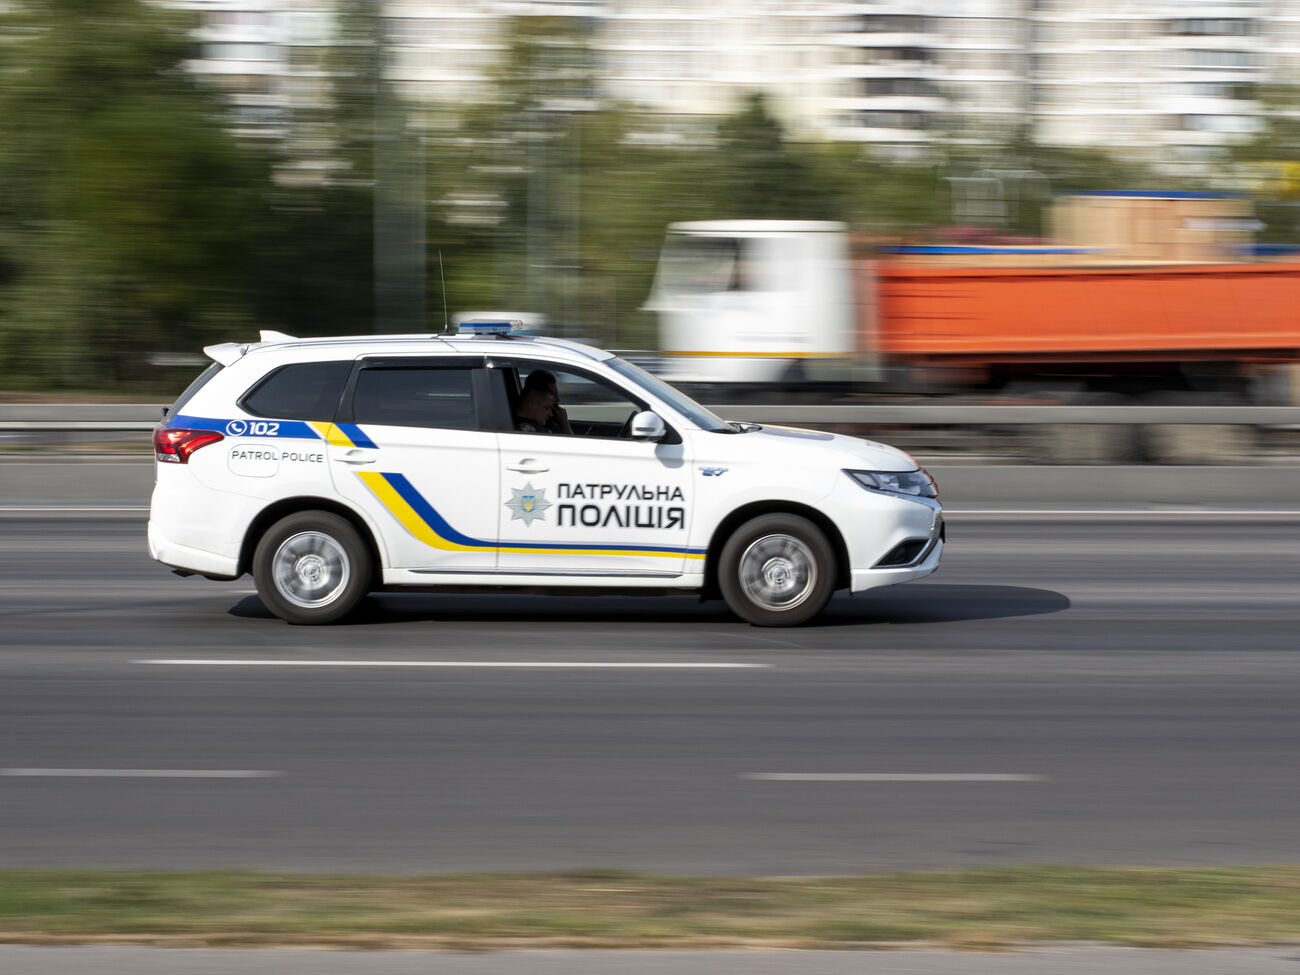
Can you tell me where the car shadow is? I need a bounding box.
[819,583,1071,626]
[227,583,1068,627]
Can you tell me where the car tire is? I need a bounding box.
[252,511,372,625]
[718,513,836,626]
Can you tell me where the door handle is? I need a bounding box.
[506,458,549,474]
[335,449,377,466]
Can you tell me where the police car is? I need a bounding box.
[148,323,942,626]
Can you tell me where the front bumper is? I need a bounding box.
[823,473,943,593]
[850,530,943,592]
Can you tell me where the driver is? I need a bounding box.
[515,370,572,434]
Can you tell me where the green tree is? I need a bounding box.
[246,0,385,338]
[0,0,271,391]
[1232,83,1300,243]
[712,92,839,221]
[432,15,602,325]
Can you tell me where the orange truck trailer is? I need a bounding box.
[648,193,1300,404]
[870,260,1300,388]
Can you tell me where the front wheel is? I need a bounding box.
[252,511,372,624]
[718,514,836,626]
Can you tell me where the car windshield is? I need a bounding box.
[607,357,731,433]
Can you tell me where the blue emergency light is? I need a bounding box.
[456,319,525,335]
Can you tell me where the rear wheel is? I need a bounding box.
[719,514,836,626]
[252,511,371,625]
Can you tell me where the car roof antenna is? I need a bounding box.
[438,251,451,335]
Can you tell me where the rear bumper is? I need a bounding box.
[147,518,242,578]
[147,472,254,578]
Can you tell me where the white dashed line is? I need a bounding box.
[741,773,1046,782]
[137,659,771,669]
[1,768,280,779]
[0,506,150,513]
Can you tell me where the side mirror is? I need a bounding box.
[630,410,667,442]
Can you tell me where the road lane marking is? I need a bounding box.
[137,659,772,669]
[741,773,1046,782]
[1,768,280,779]
[0,506,150,513]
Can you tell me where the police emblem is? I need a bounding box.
[505,482,553,527]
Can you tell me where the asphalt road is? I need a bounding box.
[1,512,1298,875]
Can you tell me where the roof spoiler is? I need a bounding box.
[202,330,298,366]
[203,342,245,366]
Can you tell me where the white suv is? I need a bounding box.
[148,326,942,626]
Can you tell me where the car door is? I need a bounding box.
[492,359,699,578]
[326,356,500,572]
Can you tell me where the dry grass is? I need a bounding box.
[3,866,1300,950]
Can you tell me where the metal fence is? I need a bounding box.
[1,405,1296,506]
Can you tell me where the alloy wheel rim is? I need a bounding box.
[272,531,350,609]
[738,533,816,611]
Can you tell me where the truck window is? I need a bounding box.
[658,234,789,295]
[659,235,741,295]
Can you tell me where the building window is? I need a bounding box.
[855,110,931,129]
[207,43,281,63]
[858,14,929,33]
[1188,49,1258,70]
[1172,18,1258,37]
[862,78,939,96]
[1182,114,1257,133]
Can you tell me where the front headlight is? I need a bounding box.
[846,468,939,500]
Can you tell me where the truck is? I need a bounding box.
[644,193,1300,409]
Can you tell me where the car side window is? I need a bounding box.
[240,361,352,420]
[351,365,479,430]
[508,361,646,439]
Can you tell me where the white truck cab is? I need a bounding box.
[645,220,865,388]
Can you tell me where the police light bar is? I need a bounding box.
[456,319,525,335]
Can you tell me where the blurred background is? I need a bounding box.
[3,10,1300,952]
[0,0,1298,418]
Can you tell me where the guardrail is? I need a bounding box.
[717,405,1300,425]
[1,405,1296,506]
[3,403,1300,431]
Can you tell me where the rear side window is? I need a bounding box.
[351,366,477,430]
[241,361,351,420]
[168,361,223,417]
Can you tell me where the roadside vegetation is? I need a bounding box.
[5,2,1295,395]
[5,866,1300,950]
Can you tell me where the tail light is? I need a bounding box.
[154,426,223,464]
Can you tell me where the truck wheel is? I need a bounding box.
[719,514,836,626]
[253,511,371,625]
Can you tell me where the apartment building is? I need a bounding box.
[1032,1,1278,167]
[163,0,334,140]
[162,0,1300,166]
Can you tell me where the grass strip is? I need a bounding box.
[3,865,1300,950]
